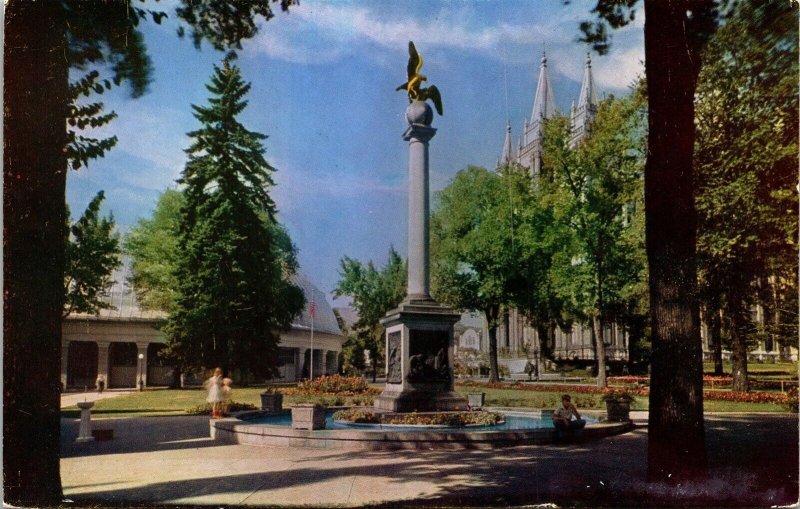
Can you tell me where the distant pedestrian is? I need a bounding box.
[524,360,535,381]
[205,367,224,418]
[221,377,233,416]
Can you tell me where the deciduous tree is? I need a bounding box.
[431,167,529,383]
[580,0,721,482]
[541,96,646,387]
[125,189,184,313]
[334,248,406,381]
[63,191,122,317]
[695,1,798,391]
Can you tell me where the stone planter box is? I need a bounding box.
[291,404,325,430]
[467,393,485,409]
[260,392,283,413]
[605,399,631,422]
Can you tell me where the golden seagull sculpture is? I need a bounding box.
[396,41,443,116]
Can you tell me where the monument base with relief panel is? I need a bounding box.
[374,297,467,413]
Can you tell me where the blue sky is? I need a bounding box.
[66,0,645,304]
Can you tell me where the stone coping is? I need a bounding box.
[210,407,634,450]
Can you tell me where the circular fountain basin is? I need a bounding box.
[210,407,634,450]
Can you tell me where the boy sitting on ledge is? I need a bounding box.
[552,394,586,432]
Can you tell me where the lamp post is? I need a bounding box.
[137,353,144,391]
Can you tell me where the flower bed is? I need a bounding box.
[277,375,381,407]
[456,380,793,404]
[332,408,505,427]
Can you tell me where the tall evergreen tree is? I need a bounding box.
[63,191,122,317]
[164,61,303,382]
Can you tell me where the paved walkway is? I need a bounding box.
[59,413,798,507]
[61,389,136,409]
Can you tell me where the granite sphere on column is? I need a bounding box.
[406,100,433,126]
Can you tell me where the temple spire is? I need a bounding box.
[570,52,599,147]
[529,51,557,123]
[500,122,513,166]
[577,53,597,109]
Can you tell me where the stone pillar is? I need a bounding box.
[61,340,70,391]
[136,342,149,389]
[96,341,110,389]
[403,101,436,300]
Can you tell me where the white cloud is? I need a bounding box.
[244,2,644,92]
[592,46,644,90]
[82,102,189,190]
[245,3,578,64]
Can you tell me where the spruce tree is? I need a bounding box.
[165,61,304,381]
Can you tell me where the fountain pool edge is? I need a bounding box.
[210,408,635,450]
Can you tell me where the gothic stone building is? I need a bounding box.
[486,51,789,370]
[492,52,627,368]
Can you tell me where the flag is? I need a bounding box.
[309,296,316,318]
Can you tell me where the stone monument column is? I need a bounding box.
[374,100,466,413]
[404,101,435,300]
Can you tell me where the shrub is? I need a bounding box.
[600,388,636,403]
[185,401,257,415]
[784,386,798,413]
[288,392,377,407]
[332,408,380,423]
[297,374,371,394]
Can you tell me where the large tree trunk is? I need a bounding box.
[4,2,69,505]
[726,293,750,392]
[644,0,708,483]
[592,314,608,387]
[535,322,554,376]
[708,307,724,376]
[485,305,501,383]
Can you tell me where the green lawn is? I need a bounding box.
[703,361,798,377]
[62,382,791,419]
[61,387,268,419]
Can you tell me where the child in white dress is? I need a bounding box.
[205,367,224,418]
